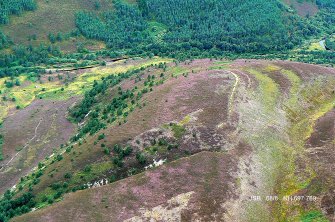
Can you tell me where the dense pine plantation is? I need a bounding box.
[0,0,334,79]
[0,191,35,222]
[314,0,335,33]
[76,2,150,49]
[141,0,312,52]
[0,31,10,49]
[0,45,61,78]
[76,0,316,54]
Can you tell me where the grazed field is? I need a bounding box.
[7,59,335,221]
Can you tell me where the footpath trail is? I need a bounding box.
[0,119,43,170]
[227,71,240,122]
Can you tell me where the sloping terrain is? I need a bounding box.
[0,1,334,222]
[0,98,78,194]
[1,0,334,60]
[0,57,169,195]
[7,59,335,222]
[0,0,111,51]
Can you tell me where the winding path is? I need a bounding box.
[0,119,43,170]
[227,71,240,121]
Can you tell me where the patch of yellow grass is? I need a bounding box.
[0,58,172,123]
[179,115,191,125]
[125,191,194,222]
[210,60,231,70]
[65,57,172,96]
[281,69,301,107]
[296,99,335,142]
[247,69,279,111]
[308,42,325,51]
[0,105,10,124]
[275,78,335,221]
[71,161,114,184]
[263,65,281,72]
[168,66,189,77]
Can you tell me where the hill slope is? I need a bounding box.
[1,58,333,221]
[0,0,334,81]
[0,0,335,55]
[0,0,334,221]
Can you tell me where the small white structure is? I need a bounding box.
[86,178,109,189]
[145,159,166,170]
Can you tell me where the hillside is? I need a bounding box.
[0,1,333,54]
[0,0,334,221]
[0,0,333,81]
[0,0,111,52]
[0,58,333,221]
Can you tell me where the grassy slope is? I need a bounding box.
[0,0,139,52]
[6,59,220,210]
[13,151,239,222]
[0,0,113,52]
[0,57,170,180]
